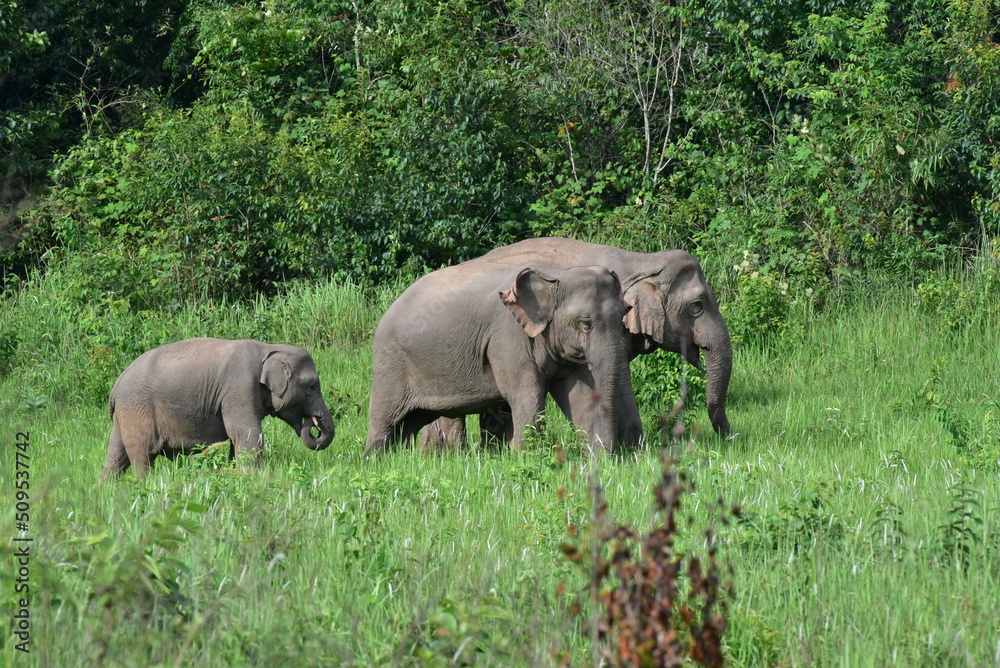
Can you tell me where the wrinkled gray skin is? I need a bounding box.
[365,262,632,455]
[423,238,733,450]
[102,338,335,479]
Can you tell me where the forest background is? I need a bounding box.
[2,0,1000,665]
[3,0,999,304]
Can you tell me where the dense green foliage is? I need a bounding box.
[4,0,1000,302]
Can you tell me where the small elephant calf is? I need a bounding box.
[102,338,335,479]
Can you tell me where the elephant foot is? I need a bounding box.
[420,418,467,453]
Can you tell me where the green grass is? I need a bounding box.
[1,273,998,666]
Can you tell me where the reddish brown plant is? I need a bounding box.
[561,459,733,667]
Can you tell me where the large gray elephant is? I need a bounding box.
[423,238,732,449]
[364,261,633,455]
[102,338,335,479]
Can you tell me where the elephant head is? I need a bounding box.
[621,251,732,435]
[502,266,632,450]
[261,348,335,450]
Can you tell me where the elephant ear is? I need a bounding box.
[622,271,667,347]
[260,351,291,398]
[500,267,559,338]
[607,269,629,308]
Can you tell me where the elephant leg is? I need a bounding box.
[116,419,156,477]
[550,371,643,448]
[549,373,597,436]
[101,421,131,480]
[400,410,438,445]
[421,409,511,451]
[365,429,390,456]
[479,405,512,449]
[365,368,419,455]
[366,407,437,456]
[224,413,264,470]
[616,370,643,446]
[421,417,467,453]
[365,403,397,455]
[507,388,547,451]
[128,450,153,477]
[364,414,400,456]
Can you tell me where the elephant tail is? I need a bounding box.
[108,393,115,421]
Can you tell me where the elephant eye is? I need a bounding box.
[578,319,593,333]
[689,300,704,316]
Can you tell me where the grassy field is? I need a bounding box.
[1,273,998,667]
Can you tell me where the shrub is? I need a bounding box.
[915,267,1000,331]
[630,349,707,437]
[723,250,822,346]
[559,459,733,666]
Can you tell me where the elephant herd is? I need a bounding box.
[101,237,732,479]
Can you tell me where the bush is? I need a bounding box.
[559,459,733,667]
[915,267,1000,331]
[722,250,823,346]
[630,350,707,437]
[17,0,537,307]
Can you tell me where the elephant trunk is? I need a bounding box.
[700,324,732,436]
[299,405,335,450]
[589,343,628,453]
